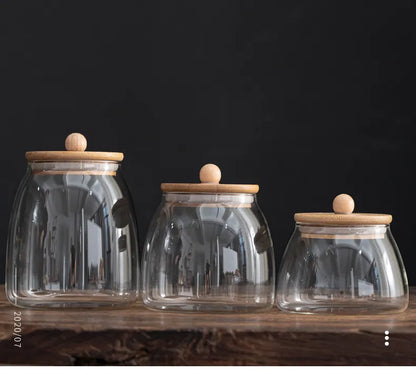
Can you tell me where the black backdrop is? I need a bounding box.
[0,1,415,285]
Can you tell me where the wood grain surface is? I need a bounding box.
[0,286,415,365]
[160,163,260,194]
[294,212,392,225]
[161,182,259,194]
[25,151,124,162]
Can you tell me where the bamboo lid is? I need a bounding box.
[25,133,124,162]
[161,163,259,194]
[294,194,392,226]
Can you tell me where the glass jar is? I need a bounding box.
[6,133,139,308]
[142,164,275,312]
[277,194,408,314]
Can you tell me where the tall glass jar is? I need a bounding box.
[6,133,139,308]
[142,164,275,312]
[276,194,408,314]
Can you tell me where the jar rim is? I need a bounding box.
[163,192,255,206]
[297,223,389,240]
[29,161,120,175]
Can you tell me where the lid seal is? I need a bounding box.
[25,133,124,162]
[161,163,259,194]
[294,193,392,226]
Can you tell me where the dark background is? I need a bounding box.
[0,1,415,285]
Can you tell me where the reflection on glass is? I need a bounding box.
[142,193,275,312]
[6,162,139,308]
[277,224,408,314]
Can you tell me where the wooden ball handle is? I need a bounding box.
[333,194,355,214]
[199,164,221,184]
[65,133,87,152]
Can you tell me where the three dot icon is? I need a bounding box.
[385,330,389,347]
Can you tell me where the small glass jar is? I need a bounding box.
[6,133,139,308]
[142,164,275,312]
[277,194,408,314]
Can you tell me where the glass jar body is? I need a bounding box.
[6,162,139,308]
[142,193,275,312]
[276,224,408,314]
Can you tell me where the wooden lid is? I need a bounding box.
[161,163,259,194]
[25,133,124,162]
[294,194,392,226]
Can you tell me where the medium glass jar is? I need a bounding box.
[142,164,275,312]
[277,194,408,314]
[6,133,139,308]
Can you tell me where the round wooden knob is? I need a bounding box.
[199,163,221,184]
[333,193,355,214]
[65,133,87,152]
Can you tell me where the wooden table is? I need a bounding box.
[0,286,415,365]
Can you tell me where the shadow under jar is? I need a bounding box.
[277,194,408,314]
[6,133,139,308]
[142,164,275,312]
